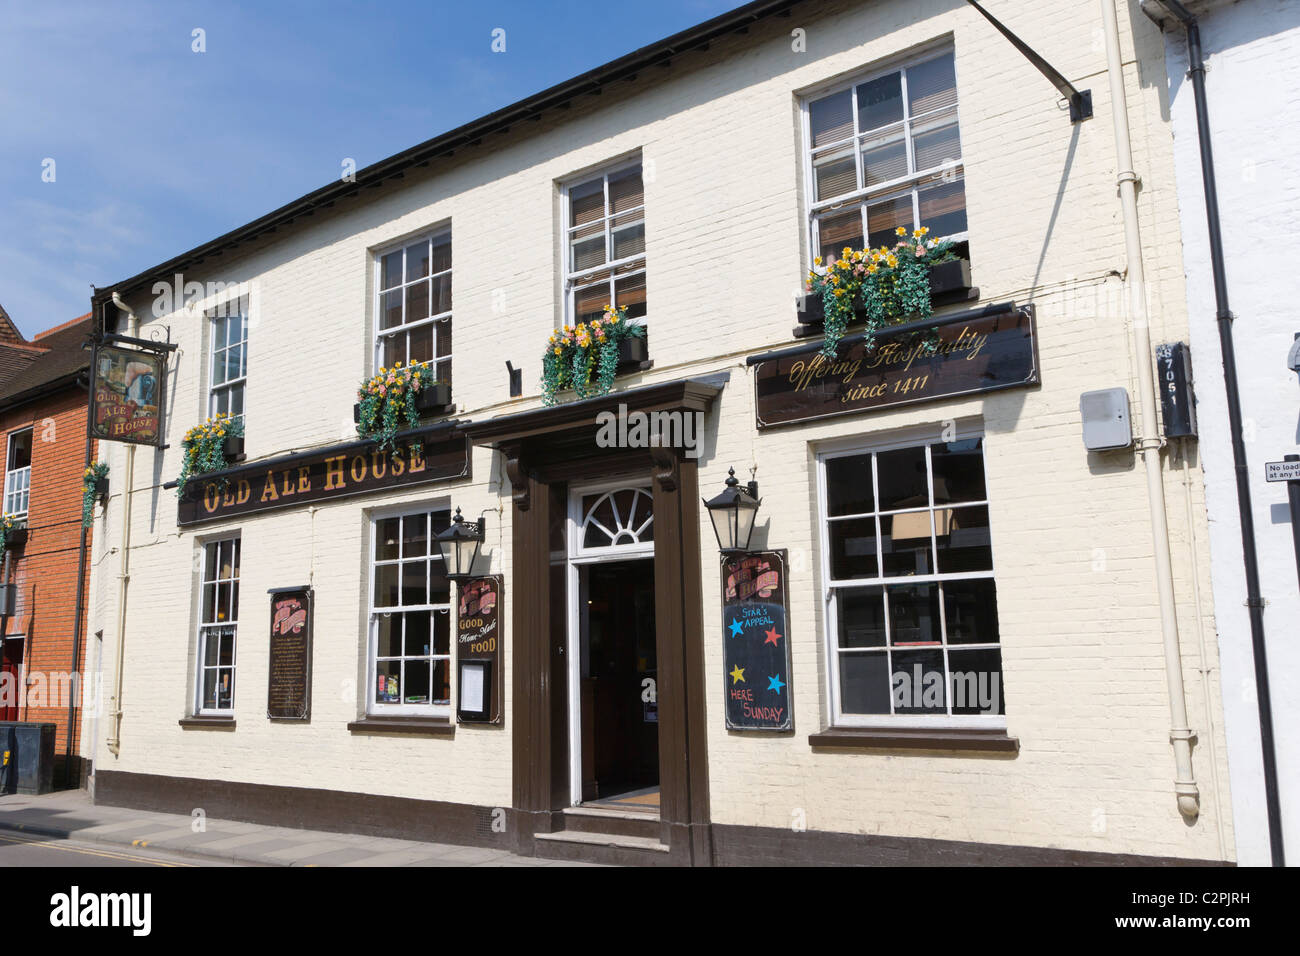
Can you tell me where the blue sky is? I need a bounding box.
[0,0,738,338]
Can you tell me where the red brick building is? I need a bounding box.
[0,307,96,787]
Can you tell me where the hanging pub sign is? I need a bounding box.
[89,342,168,446]
[456,575,502,723]
[721,549,792,732]
[267,586,312,721]
[753,305,1039,428]
[177,424,470,526]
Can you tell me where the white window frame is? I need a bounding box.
[195,535,241,716]
[366,504,454,717]
[560,157,646,329]
[815,423,1005,730]
[372,229,453,382]
[207,297,249,425]
[3,428,33,519]
[800,44,968,267]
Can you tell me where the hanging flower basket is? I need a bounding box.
[0,515,28,558]
[82,462,109,528]
[356,362,448,454]
[541,305,647,406]
[805,225,958,358]
[177,414,244,499]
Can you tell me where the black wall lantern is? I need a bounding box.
[437,507,486,581]
[703,467,761,553]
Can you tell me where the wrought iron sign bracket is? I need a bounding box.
[966,0,1093,123]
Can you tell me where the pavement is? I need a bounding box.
[0,788,601,867]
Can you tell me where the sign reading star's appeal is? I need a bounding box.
[721,550,792,731]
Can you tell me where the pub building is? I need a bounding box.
[83,0,1238,865]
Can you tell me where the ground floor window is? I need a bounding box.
[368,508,452,714]
[818,430,1004,725]
[196,537,241,715]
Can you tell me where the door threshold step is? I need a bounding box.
[535,830,668,851]
[534,828,673,865]
[562,806,661,839]
[566,804,659,820]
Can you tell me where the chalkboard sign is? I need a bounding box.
[267,586,312,720]
[721,551,792,731]
[456,575,502,723]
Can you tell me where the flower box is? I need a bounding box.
[354,382,452,423]
[4,527,27,550]
[797,257,974,327]
[223,435,246,462]
[616,333,650,370]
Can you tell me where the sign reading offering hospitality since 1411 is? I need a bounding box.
[89,343,166,446]
[456,575,502,724]
[754,305,1040,428]
[176,425,470,526]
[722,550,792,732]
[267,586,312,721]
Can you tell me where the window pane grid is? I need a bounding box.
[375,234,452,382]
[807,52,965,261]
[369,509,451,711]
[564,164,646,326]
[209,304,248,424]
[196,537,240,714]
[823,438,1001,720]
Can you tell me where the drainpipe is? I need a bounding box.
[1154,0,1284,867]
[105,293,136,757]
[1099,0,1199,819]
[65,409,93,786]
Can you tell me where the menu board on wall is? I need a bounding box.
[721,550,792,732]
[456,575,502,724]
[267,586,312,720]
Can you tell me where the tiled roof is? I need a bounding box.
[0,314,93,408]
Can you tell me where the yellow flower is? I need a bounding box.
[895,226,906,236]
[813,256,823,267]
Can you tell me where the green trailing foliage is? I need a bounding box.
[541,305,646,406]
[806,225,956,360]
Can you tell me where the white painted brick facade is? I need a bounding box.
[1161,0,1300,866]
[85,0,1235,861]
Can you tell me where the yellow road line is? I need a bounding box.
[0,831,193,866]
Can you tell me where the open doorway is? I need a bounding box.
[577,558,658,810]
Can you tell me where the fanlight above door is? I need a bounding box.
[579,487,654,550]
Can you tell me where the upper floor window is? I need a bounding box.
[818,431,1003,727]
[376,232,452,389]
[564,161,646,327]
[368,508,452,715]
[196,536,241,715]
[804,50,966,264]
[3,429,32,518]
[209,304,247,423]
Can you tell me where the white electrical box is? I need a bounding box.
[1080,388,1132,451]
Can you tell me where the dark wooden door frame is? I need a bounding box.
[466,374,725,865]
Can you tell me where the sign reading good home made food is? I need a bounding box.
[176,425,470,526]
[456,575,503,724]
[267,586,312,721]
[753,306,1039,428]
[89,343,166,446]
[721,550,792,732]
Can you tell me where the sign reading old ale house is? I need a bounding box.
[89,343,166,446]
[754,305,1039,428]
[177,425,470,526]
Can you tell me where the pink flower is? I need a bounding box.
[914,246,926,258]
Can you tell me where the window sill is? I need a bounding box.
[808,726,1018,754]
[179,715,236,730]
[347,715,455,737]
